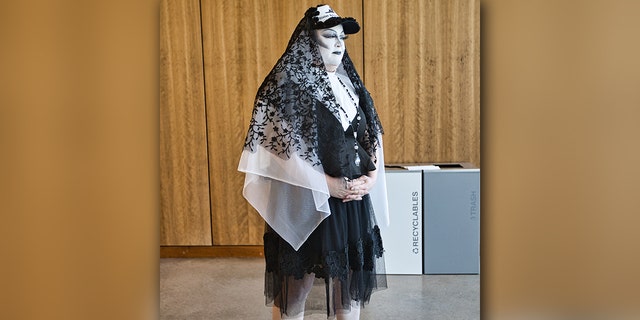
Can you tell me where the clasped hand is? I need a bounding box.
[326,171,377,202]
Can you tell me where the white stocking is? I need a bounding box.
[272,274,314,320]
[336,302,360,320]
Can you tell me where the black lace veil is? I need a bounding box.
[238,6,387,250]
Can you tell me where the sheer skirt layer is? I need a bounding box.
[264,194,387,318]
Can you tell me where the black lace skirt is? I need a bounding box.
[263,194,387,318]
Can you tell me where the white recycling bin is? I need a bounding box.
[379,168,423,274]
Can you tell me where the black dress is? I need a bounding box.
[263,104,387,318]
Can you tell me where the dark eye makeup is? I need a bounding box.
[322,32,348,40]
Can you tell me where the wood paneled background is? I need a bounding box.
[365,0,480,164]
[160,0,212,246]
[160,0,479,250]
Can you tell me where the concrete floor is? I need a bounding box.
[160,258,479,320]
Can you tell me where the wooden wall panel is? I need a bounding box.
[364,0,480,166]
[160,0,479,248]
[160,0,213,245]
[200,0,364,245]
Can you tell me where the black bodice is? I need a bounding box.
[317,105,376,179]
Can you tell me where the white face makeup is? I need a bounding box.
[314,24,346,72]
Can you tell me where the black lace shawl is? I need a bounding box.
[238,11,386,250]
[242,13,383,167]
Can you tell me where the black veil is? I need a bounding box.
[238,8,387,250]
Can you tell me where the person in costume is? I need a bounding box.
[238,4,388,319]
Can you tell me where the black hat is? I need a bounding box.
[307,4,360,34]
